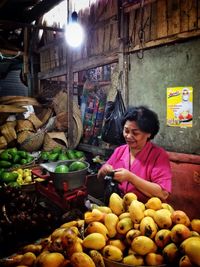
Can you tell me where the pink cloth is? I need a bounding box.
[106,142,172,202]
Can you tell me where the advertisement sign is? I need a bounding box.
[166,87,193,127]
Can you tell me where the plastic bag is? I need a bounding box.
[101,90,126,145]
[103,175,122,206]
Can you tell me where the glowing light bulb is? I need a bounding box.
[65,22,84,47]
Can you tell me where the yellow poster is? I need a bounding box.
[166,87,193,127]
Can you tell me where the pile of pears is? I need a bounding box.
[1,193,200,267]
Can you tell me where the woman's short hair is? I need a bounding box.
[122,106,160,139]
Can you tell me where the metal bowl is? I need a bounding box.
[40,160,90,191]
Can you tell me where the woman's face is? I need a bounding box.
[123,120,151,150]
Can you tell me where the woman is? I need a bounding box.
[98,106,172,202]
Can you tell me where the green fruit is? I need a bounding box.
[41,151,49,161]
[13,154,21,163]
[1,172,18,183]
[52,147,62,154]
[69,161,87,172]
[58,153,69,161]
[67,150,76,160]
[20,158,27,165]
[0,151,12,161]
[55,164,69,173]
[18,151,28,158]
[0,160,12,168]
[26,156,34,163]
[48,153,59,162]
[6,147,18,157]
[75,151,85,159]
[8,181,21,188]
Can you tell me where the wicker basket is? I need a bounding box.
[20,130,45,152]
[0,135,7,149]
[28,113,43,130]
[17,130,33,144]
[16,119,34,133]
[55,112,68,131]
[43,132,68,151]
[0,122,17,143]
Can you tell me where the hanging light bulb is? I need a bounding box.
[65,11,84,48]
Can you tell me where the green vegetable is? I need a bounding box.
[0,160,12,168]
[13,154,21,163]
[17,150,28,158]
[0,151,12,161]
[1,172,18,183]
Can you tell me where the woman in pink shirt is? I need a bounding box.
[98,106,172,202]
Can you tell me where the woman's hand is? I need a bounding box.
[97,164,114,179]
[113,168,133,183]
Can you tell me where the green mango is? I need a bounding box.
[66,150,76,160]
[52,147,62,154]
[0,160,12,168]
[0,151,12,161]
[13,154,21,163]
[48,153,59,162]
[1,172,18,183]
[58,153,69,161]
[17,150,28,158]
[41,151,49,161]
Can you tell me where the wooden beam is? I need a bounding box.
[0,20,64,32]
[24,0,64,23]
[123,0,157,13]
[124,28,200,53]
[72,50,118,72]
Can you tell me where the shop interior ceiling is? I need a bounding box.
[0,0,64,52]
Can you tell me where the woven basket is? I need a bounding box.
[55,112,68,131]
[53,90,68,115]
[0,123,17,143]
[28,113,43,130]
[20,131,45,152]
[38,107,53,126]
[43,132,68,151]
[16,119,34,133]
[0,135,7,149]
[17,130,33,144]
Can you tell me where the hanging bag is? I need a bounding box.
[101,90,126,145]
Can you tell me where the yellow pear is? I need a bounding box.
[162,243,179,263]
[145,252,164,266]
[123,254,144,266]
[191,219,200,234]
[170,224,191,244]
[39,252,65,267]
[153,208,172,229]
[126,229,141,245]
[109,193,124,215]
[123,192,137,208]
[180,236,200,266]
[154,229,171,248]
[171,210,190,226]
[129,200,144,224]
[139,216,158,239]
[116,217,133,235]
[145,197,162,210]
[131,236,157,256]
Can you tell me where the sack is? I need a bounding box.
[101,90,126,145]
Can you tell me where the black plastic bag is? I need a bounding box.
[101,90,126,145]
[103,174,122,206]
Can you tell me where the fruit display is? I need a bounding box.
[0,147,34,170]
[0,186,64,258]
[40,147,85,162]
[1,193,200,267]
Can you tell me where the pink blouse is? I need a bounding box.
[106,142,172,202]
